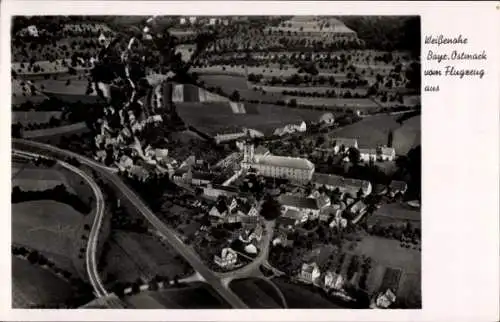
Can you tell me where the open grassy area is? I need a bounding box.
[12,163,75,193]
[12,111,62,126]
[12,256,74,308]
[230,278,283,308]
[177,101,324,136]
[346,235,420,304]
[367,203,421,229]
[105,231,190,282]
[125,283,231,309]
[329,114,420,154]
[12,200,84,263]
[393,115,420,155]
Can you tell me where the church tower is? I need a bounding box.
[243,142,255,163]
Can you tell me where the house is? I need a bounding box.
[209,200,228,218]
[331,138,358,154]
[324,271,345,290]
[371,289,397,309]
[214,248,238,268]
[227,197,238,213]
[380,147,396,161]
[319,205,342,222]
[299,262,321,284]
[226,213,241,223]
[359,148,377,162]
[350,200,368,216]
[312,172,372,197]
[276,216,296,230]
[250,224,263,241]
[283,208,309,224]
[273,121,307,136]
[272,230,294,247]
[389,180,408,197]
[278,194,321,219]
[315,194,331,210]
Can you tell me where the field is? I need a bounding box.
[198,74,284,102]
[177,101,325,136]
[329,114,420,154]
[34,78,96,96]
[12,111,62,125]
[367,203,421,229]
[12,200,84,260]
[194,65,355,79]
[104,231,189,283]
[286,97,376,109]
[12,163,75,193]
[125,283,231,309]
[346,235,421,305]
[229,278,283,308]
[272,278,346,308]
[393,115,421,155]
[12,256,74,308]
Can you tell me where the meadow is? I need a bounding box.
[12,256,74,308]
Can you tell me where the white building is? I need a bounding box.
[241,143,315,184]
[324,271,345,290]
[312,173,372,197]
[273,121,307,137]
[360,146,396,162]
[300,262,321,284]
[371,289,397,309]
[214,248,238,268]
[331,138,358,154]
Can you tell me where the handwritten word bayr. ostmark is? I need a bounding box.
[450,50,487,60]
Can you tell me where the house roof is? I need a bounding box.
[255,155,314,170]
[277,216,296,226]
[302,262,319,273]
[312,173,370,192]
[381,147,395,156]
[332,138,358,147]
[279,194,319,210]
[350,200,367,213]
[389,180,408,191]
[359,148,377,155]
[283,209,304,221]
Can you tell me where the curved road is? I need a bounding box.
[12,149,108,298]
[12,139,248,309]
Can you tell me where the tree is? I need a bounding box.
[229,90,240,102]
[348,147,361,164]
[260,195,281,221]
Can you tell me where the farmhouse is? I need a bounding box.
[278,194,321,220]
[389,180,408,197]
[312,172,372,197]
[273,121,307,137]
[299,262,321,284]
[214,248,238,269]
[324,271,345,290]
[331,138,358,154]
[241,143,315,184]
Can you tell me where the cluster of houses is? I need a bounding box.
[206,195,265,269]
[298,262,397,309]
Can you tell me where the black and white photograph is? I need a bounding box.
[10,14,422,310]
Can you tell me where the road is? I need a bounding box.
[12,139,248,309]
[12,149,109,298]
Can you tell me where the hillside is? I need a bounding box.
[338,16,420,57]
